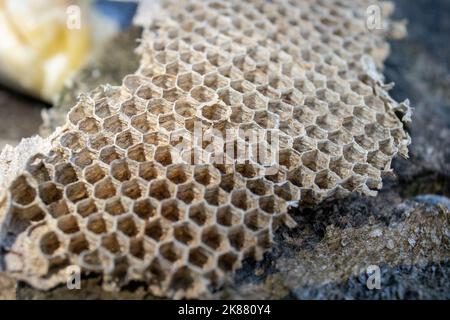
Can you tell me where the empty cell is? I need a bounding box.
[101,233,124,254]
[287,166,315,188]
[72,149,94,168]
[218,87,242,106]
[243,91,266,110]
[163,87,183,102]
[177,72,202,92]
[194,165,220,186]
[148,99,173,115]
[159,242,183,263]
[55,163,78,185]
[201,226,226,251]
[177,182,203,204]
[218,252,238,272]
[203,72,228,90]
[38,182,62,205]
[129,238,146,260]
[143,131,169,146]
[343,143,367,163]
[144,219,168,242]
[99,146,122,165]
[314,170,339,190]
[258,195,285,214]
[149,179,174,201]
[94,99,112,118]
[174,99,197,118]
[136,84,160,100]
[68,234,89,254]
[40,231,61,255]
[274,181,299,201]
[131,113,156,134]
[188,203,213,226]
[105,198,126,216]
[48,200,70,218]
[329,157,353,179]
[94,178,116,199]
[174,222,198,245]
[65,182,88,203]
[203,186,229,206]
[57,215,80,234]
[133,199,156,220]
[158,113,179,132]
[115,130,140,150]
[318,140,342,157]
[103,115,126,134]
[117,216,139,237]
[201,103,229,121]
[216,205,242,227]
[128,144,153,163]
[139,162,163,181]
[121,179,142,199]
[154,145,174,166]
[231,189,255,211]
[191,85,216,103]
[78,117,100,134]
[76,199,97,218]
[84,164,106,184]
[189,246,214,269]
[152,74,176,89]
[60,132,84,151]
[301,150,329,172]
[88,134,111,151]
[244,209,270,231]
[160,199,184,222]
[279,149,301,170]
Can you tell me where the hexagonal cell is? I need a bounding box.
[218,252,239,272]
[279,149,301,170]
[130,112,156,134]
[87,214,107,235]
[169,266,196,292]
[39,231,61,255]
[101,233,125,254]
[367,150,391,170]
[163,87,184,102]
[177,182,203,204]
[128,143,154,163]
[194,165,220,186]
[174,222,198,245]
[244,209,271,231]
[115,130,141,150]
[188,203,213,226]
[154,145,174,166]
[159,242,183,263]
[117,215,139,237]
[48,199,70,218]
[139,162,163,181]
[314,170,339,190]
[258,195,285,214]
[129,238,146,260]
[177,72,202,92]
[229,105,253,124]
[286,166,315,188]
[160,199,185,222]
[60,132,84,151]
[149,179,174,201]
[71,149,94,169]
[68,233,89,254]
[203,186,229,206]
[143,131,169,146]
[136,84,160,100]
[191,85,216,103]
[99,146,122,165]
[69,102,89,125]
[243,91,266,110]
[76,198,97,218]
[55,163,78,185]
[38,182,62,205]
[165,164,191,185]
[174,100,197,119]
[78,117,100,134]
[120,98,144,118]
[201,103,229,121]
[218,87,242,106]
[57,215,80,234]
[230,189,256,211]
[188,246,214,270]
[105,198,126,216]
[121,179,142,199]
[110,159,131,182]
[328,129,353,145]
[144,218,170,243]
[152,74,176,89]
[253,110,278,129]
[94,99,111,119]
[342,175,366,192]
[201,225,227,251]
[65,182,88,203]
[94,178,116,199]
[329,157,353,179]
[103,115,126,134]
[216,205,242,227]
[25,154,51,184]
[88,134,111,151]
[343,143,367,163]
[192,61,215,76]
[133,198,156,220]
[306,125,328,140]
[147,98,172,115]
[301,150,329,172]
[203,72,228,90]
[292,136,316,154]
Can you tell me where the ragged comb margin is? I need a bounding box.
[0,0,410,299]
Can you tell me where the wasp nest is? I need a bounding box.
[0,0,410,298]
